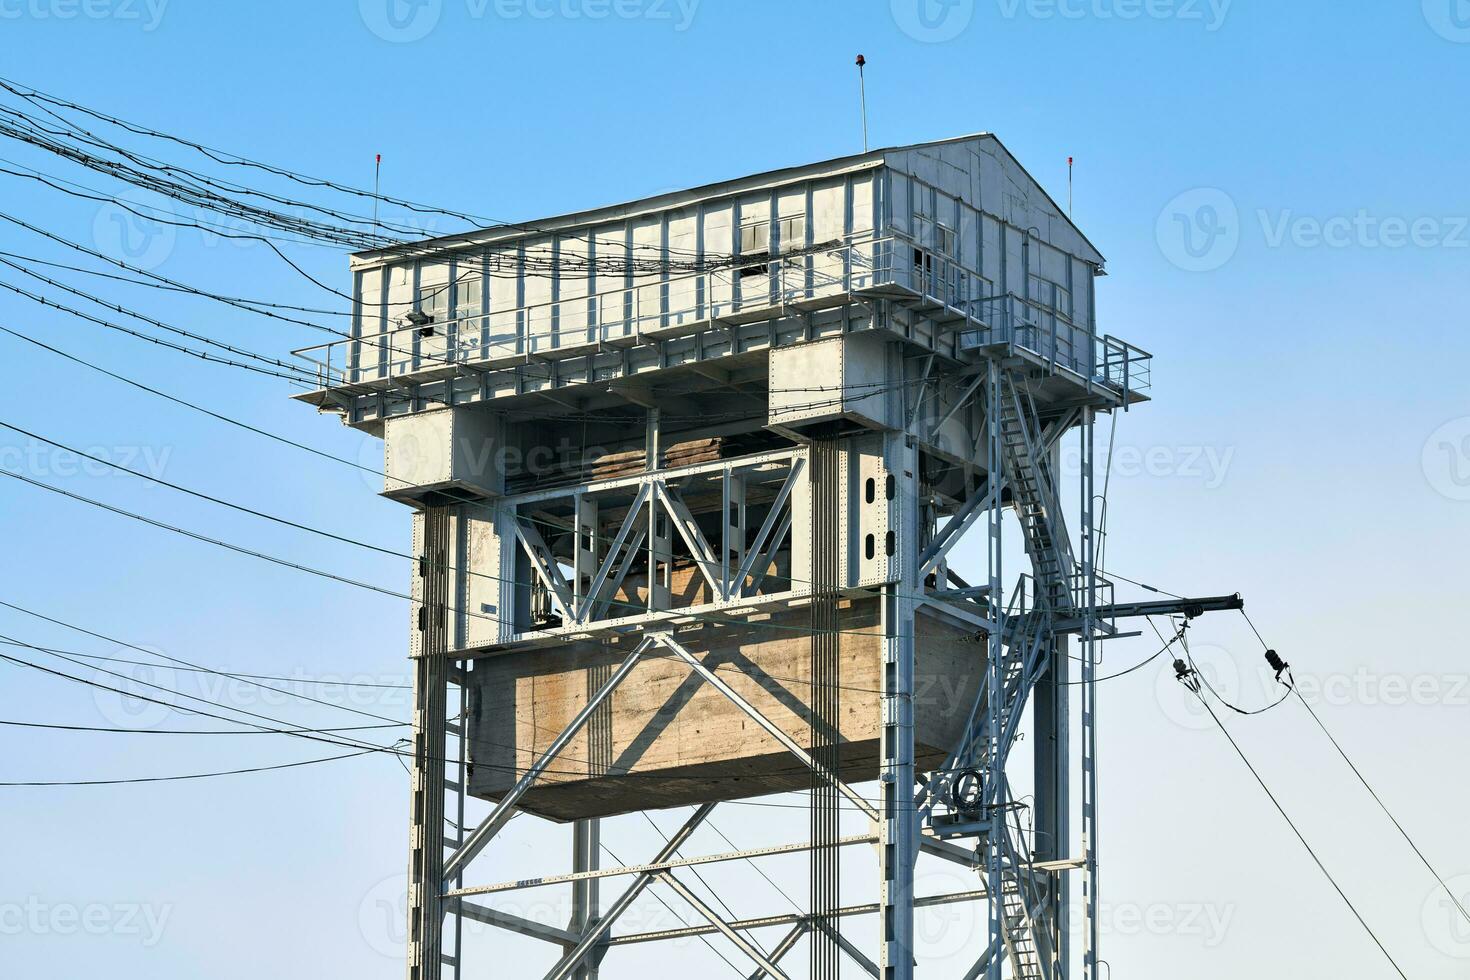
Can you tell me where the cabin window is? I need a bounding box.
[455,272,483,319]
[936,223,957,257]
[777,215,805,252]
[739,219,771,277]
[739,220,769,255]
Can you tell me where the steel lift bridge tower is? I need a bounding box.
[295,135,1229,980]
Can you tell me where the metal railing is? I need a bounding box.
[294,237,890,388]
[292,234,1151,400]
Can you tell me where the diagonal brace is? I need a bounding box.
[731,457,804,594]
[919,480,1001,580]
[514,516,575,620]
[453,899,580,947]
[748,923,807,980]
[444,637,653,880]
[658,872,790,980]
[654,633,878,821]
[543,803,716,980]
[813,918,880,978]
[655,481,727,600]
[577,484,649,623]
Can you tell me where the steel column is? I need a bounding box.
[984,362,1007,980]
[878,430,919,980]
[570,819,600,980]
[1033,444,1071,979]
[407,506,451,980]
[1079,408,1100,980]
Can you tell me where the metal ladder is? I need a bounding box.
[998,816,1051,980]
[996,373,1075,614]
[1000,876,1046,980]
[931,589,1046,814]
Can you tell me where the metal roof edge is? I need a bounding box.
[350,134,999,268]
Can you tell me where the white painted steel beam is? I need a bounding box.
[513,517,575,621]
[603,889,989,946]
[448,834,878,898]
[919,480,1001,580]
[657,872,791,980]
[577,484,649,624]
[747,923,807,980]
[731,457,804,593]
[454,899,580,947]
[814,919,880,978]
[655,481,728,601]
[541,804,716,980]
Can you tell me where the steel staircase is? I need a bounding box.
[1000,877,1045,980]
[920,588,1051,826]
[996,373,1075,614]
[923,374,1081,814]
[916,369,1083,980]
[998,811,1053,980]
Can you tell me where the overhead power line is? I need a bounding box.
[0,636,409,691]
[0,717,400,736]
[0,747,380,787]
[0,634,892,808]
[1238,610,1470,931]
[1177,673,1409,979]
[0,445,899,644]
[0,74,500,228]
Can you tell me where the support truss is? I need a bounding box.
[398,334,1221,980]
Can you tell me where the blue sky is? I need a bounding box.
[1,2,1467,978]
